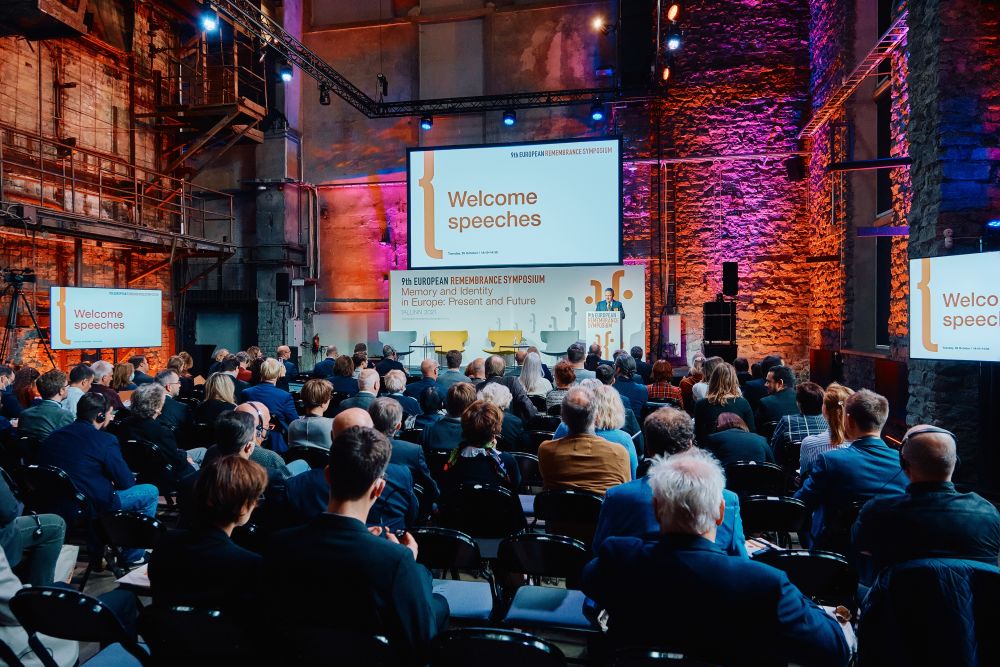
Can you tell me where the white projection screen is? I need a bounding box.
[909,251,1000,361]
[49,287,163,350]
[407,137,622,269]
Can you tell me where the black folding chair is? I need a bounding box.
[9,435,42,467]
[528,415,561,432]
[546,404,562,417]
[190,422,216,449]
[398,428,424,445]
[532,488,604,546]
[519,430,555,455]
[0,637,24,667]
[641,401,677,420]
[10,587,150,667]
[96,511,166,577]
[724,461,786,498]
[13,464,91,527]
[753,549,857,608]
[496,533,596,632]
[528,395,548,413]
[509,452,543,493]
[739,495,807,548]
[438,483,527,558]
[120,439,178,501]
[140,605,261,666]
[816,497,870,556]
[415,527,496,622]
[610,648,722,666]
[427,448,451,481]
[283,445,330,470]
[323,392,352,417]
[432,627,566,667]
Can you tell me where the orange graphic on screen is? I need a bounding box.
[56,287,71,346]
[585,269,634,305]
[593,330,615,358]
[418,151,443,259]
[917,257,938,352]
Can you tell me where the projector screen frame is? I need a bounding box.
[48,286,163,350]
[406,135,624,270]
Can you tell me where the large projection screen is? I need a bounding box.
[49,287,162,350]
[407,137,622,269]
[909,251,1000,361]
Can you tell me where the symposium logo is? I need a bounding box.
[584,269,634,306]
[56,287,72,346]
[916,257,938,353]
[418,151,443,260]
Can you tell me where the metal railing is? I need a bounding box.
[0,122,234,242]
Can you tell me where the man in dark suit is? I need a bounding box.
[403,359,439,399]
[129,355,155,385]
[475,355,537,422]
[219,356,250,396]
[369,398,440,506]
[593,406,746,556]
[583,447,849,666]
[595,287,625,320]
[424,383,476,452]
[118,383,200,480]
[16,370,73,440]
[756,364,800,440]
[263,425,447,663]
[375,345,407,377]
[154,370,192,434]
[853,425,1000,585]
[612,355,648,415]
[795,389,908,548]
[630,347,652,384]
[311,348,339,379]
[743,354,782,411]
[733,356,753,387]
[382,370,421,417]
[704,413,774,468]
[276,345,298,378]
[335,369,380,414]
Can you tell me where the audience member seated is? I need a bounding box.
[595,367,643,440]
[646,360,682,403]
[1,473,65,586]
[329,355,360,396]
[756,364,801,440]
[552,381,638,479]
[369,398,440,506]
[129,355,155,385]
[17,370,73,441]
[263,425,448,662]
[704,414,774,468]
[119,383,202,479]
[584,351,602,372]
[517,351,552,397]
[612,355,648,415]
[743,354,783,412]
[537,387,629,495]
[440,400,521,494]
[220,355,250,396]
[582,448,850,666]
[545,360,575,411]
[476,355,537,421]
[312,346,339,379]
[593,406,746,556]
[423,383,476,452]
[11,367,41,410]
[110,362,136,392]
[208,348,230,375]
[734,356,753,387]
[276,345,297,378]
[155,369,192,433]
[232,402,307,478]
[234,352,253,383]
[384,370,421,418]
[404,359,440,399]
[61,364,93,417]
[150,456,267,611]
[795,389,908,548]
[771,380,827,460]
[375,345,407,377]
[0,365,19,419]
[38,393,158,564]
[691,356,723,405]
[240,359,298,453]
[414,386,444,430]
[566,342,595,381]
[247,357,266,385]
[436,350,468,392]
[281,409,418,531]
[199,410,275,481]
[288,379,335,450]
[464,357,486,382]
[504,349,528,377]
[476,382,527,452]
[852,425,1000,585]
[630,346,652,384]
[194,372,238,424]
[351,351,370,379]
[678,352,704,414]
[693,362,756,446]
[87,360,125,411]
[800,383,854,479]
[168,354,195,398]
[336,369,380,413]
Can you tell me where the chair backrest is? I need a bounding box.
[413,527,484,571]
[324,391,352,417]
[528,415,561,432]
[642,401,679,420]
[753,549,856,606]
[98,511,165,550]
[430,330,469,353]
[378,330,418,352]
[141,605,255,663]
[426,448,451,480]
[398,428,424,445]
[487,330,524,349]
[546,404,562,416]
[121,438,178,493]
[10,587,137,649]
[439,483,527,538]
[13,464,91,522]
[724,461,786,497]
[283,445,330,470]
[521,430,555,455]
[538,331,580,355]
[533,489,604,545]
[497,532,590,589]
[13,435,41,465]
[509,452,543,492]
[190,422,216,448]
[739,495,807,534]
[528,394,548,412]
[610,648,722,666]
[433,628,566,667]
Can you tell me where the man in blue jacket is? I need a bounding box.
[583,447,850,666]
[593,405,746,557]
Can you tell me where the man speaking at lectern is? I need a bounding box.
[596,288,625,319]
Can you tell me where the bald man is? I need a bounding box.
[852,425,1000,585]
[230,402,308,478]
[333,407,373,438]
[403,358,439,399]
[276,345,297,378]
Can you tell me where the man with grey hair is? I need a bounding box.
[852,424,1000,585]
[476,354,537,421]
[593,406,746,556]
[477,382,527,452]
[583,448,851,665]
[382,369,420,418]
[375,344,406,377]
[335,369,380,414]
[119,383,203,478]
[795,388,908,549]
[537,387,629,495]
[369,397,439,506]
[87,360,125,410]
[155,369,192,433]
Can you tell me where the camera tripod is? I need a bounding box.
[0,280,57,368]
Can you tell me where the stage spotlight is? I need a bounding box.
[420,115,433,131]
[666,2,682,22]
[592,16,605,31]
[278,61,293,82]
[502,109,516,126]
[318,85,330,106]
[661,62,672,82]
[590,100,605,121]
[666,26,682,51]
[200,9,219,32]
[986,219,1000,230]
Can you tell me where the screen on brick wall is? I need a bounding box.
[909,251,1000,361]
[407,137,622,269]
[48,287,162,350]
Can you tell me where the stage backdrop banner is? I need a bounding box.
[585,311,621,359]
[49,287,162,350]
[389,265,645,357]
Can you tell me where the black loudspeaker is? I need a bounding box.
[785,155,806,181]
[722,262,739,297]
[703,301,736,343]
[619,0,657,93]
[275,272,290,303]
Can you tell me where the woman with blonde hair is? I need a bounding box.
[799,383,855,478]
[110,362,136,392]
[518,351,553,397]
[551,380,637,479]
[693,362,755,447]
[195,372,238,424]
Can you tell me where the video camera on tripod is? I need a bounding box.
[1,268,37,286]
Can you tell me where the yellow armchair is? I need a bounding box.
[482,329,524,356]
[429,330,469,355]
